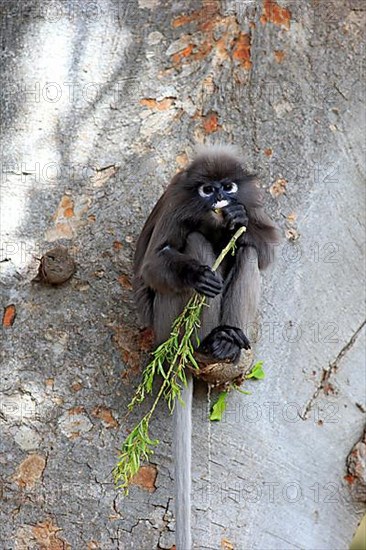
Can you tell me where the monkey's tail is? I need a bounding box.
[173,372,193,550]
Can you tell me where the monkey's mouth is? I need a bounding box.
[212,199,229,210]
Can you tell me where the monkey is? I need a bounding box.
[133,145,280,550]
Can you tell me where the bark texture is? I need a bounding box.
[0,1,365,548]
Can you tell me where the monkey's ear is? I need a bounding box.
[170,169,187,187]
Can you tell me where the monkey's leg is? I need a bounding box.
[222,246,260,329]
[185,232,224,341]
[198,246,260,363]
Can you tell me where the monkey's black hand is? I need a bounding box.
[198,325,251,362]
[189,265,223,298]
[222,203,249,232]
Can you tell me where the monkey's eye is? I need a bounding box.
[198,185,215,198]
[223,182,238,193]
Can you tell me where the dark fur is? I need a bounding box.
[133,146,280,333]
[133,146,280,550]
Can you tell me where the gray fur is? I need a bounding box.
[132,147,279,549]
[173,376,193,550]
[222,246,261,331]
[154,232,222,344]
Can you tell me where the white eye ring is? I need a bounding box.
[198,185,214,198]
[224,182,238,193]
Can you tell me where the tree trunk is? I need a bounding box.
[1,1,365,548]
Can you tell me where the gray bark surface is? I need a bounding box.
[0,1,365,549]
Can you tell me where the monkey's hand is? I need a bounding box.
[187,265,223,298]
[198,325,251,362]
[222,203,249,232]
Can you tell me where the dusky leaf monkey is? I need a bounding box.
[133,145,280,550]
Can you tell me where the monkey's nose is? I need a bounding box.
[216,192,224,201]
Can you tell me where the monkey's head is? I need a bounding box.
[179,146,253,212]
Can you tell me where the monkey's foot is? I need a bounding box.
[197,325,250,363]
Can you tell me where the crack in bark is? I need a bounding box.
[157,496,174,547]
[301,320,366,419]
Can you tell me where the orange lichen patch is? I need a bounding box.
[68,406,85,415]
[203,112,219,133]
[264,148,273,157]
[113,326,143,377]
[46,194,91,241]
[53,222,74,238]
[63,207,74,218]
[323,382,336,395]
[191,41,213,62]
[92,405,119,429]
[232,32,252,70]
[261,0,291,29]
[131,465,157,492]
[140,98,175,111]
[138,327,155,351]
[53,195,74,219]
[286,212,297,224]
[172,44,195,64]
[176,152,189,167]
[91,165,120,188]
[2,304,16,327]
[198,2,222,33]
[60,195,73,208]
[221,539,234,550]
[274,50,285,63]
[71,381,83,392]
[172,2,219,29]
[170,40,213,65]
[172,11,201,28]
[171,10,252,72]
[114,326,154,381]
[215,37,230,61]
[344,474,356,485]
[32,519,70,550]
[269,177,287,198]
[118,274,133,290]
[113,240,123,251]
[13,454,46,489]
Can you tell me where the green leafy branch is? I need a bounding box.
[209,361,266,422]
[113,226,246,492]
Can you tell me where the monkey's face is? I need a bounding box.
[197,179,238,210]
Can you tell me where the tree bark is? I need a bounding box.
[0,1,365,548]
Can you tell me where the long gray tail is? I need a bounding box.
[173,372,193,550]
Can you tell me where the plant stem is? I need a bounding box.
[212,225,246,271]
[114,225,247,490]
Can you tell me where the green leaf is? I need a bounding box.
[233,386,251,395]
[247,361,265,380]
[209,391,228,421]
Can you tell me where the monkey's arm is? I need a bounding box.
[142,242,223,297]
